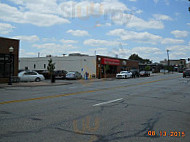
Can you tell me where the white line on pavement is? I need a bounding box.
[93,98,123,107]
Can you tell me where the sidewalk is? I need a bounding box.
[0,81,72,88]
[0,78,116,88]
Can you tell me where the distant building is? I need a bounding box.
[69,53,89,56]
[186,62,190,69]
[19,55,139,78]
[0,37,20,83]
[139,63,163,73]
[160,59,186,72]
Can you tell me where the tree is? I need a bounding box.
[145,66,151,71]
[129,54,143,61]
[47,58,55,83]
[129,54,152,64]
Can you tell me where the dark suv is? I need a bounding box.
[54,70,67,79]
[183,69,190,78]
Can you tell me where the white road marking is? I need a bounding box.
[93,98,123,107]
[69,86,78,89]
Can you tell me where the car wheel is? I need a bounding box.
[35,77,41,82]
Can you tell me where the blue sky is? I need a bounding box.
[0,0,189,62]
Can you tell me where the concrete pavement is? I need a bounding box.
[0,73,189,142]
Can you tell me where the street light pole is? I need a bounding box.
[167,49,170,73]
[8,46,14,85]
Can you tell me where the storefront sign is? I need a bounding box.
[101,58,120,66]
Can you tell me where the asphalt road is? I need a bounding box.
[0,73,190,142]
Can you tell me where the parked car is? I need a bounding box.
[116,71,132,79]
[131,71,140,78]
[66,71,82,80]
[18,71,45,82]
[40,70,51,79]
[140,71,150,77]
[54,70,67,79]
[183,69,190,78]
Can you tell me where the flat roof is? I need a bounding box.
[0,36,20,41]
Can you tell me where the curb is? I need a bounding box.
[0,82,72,88]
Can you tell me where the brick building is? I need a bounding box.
[0,37,20,83]
[96,55,139,78]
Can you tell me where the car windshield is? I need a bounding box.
[67,72,75,74]
[120,71,127,74]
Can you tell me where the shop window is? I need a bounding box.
[44,64,46,69]
[105,65,117,74]
[0,54,14,78]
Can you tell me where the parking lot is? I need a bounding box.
[0,73,190,142]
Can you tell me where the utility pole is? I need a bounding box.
[167,50,170,73]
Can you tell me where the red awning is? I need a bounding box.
[101,58,120,66]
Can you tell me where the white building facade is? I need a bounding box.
[19,56,96,78]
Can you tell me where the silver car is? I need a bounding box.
[18,71,45,82]
[66,71,82,80]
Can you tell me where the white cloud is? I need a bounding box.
[42,37,57,42]
[33,43,66,56]
[1,0,163,30]
[107,29,162,44]
[111,13,164,29]
[32,42,79,56]
[171,30,189,38]
[187,23,190,26]
[84,39,125,47]
[88,47,110,56]
[153,0,170,5]
[0,23,15,34]
[67,30,89,36]
[161,38,184,44]
[167,45,190,52]
[153,14,173,21]
[107,29,186,45]
[135,10,143,14]
[12,35,39,42]
[33,43,63,49]
[60,38,78,44]
[110,46,163,61]
[0,3,70,27]
[153,0,159,3]
[19,49,37,57]
[129,0,137,2]
[95,22,112,27]
[127,15,164,29]
[131,47,162,54]
[166,45,190,59]
[59,0,129,18]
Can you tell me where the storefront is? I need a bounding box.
[0,37,19,83]
[96,55,139,78]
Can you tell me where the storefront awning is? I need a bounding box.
[101,58,120,66]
